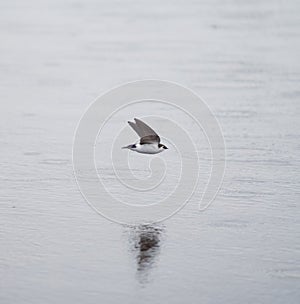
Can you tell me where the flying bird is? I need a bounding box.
[122,118,168,154]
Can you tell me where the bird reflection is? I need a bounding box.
[128,225,163,284]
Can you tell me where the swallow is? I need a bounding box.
[122,118,168,154]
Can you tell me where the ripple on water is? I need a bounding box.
[39,159,69,165]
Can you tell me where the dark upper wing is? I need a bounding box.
[127,118,160,139]
[140,134,160,144]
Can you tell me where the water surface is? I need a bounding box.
[0,0,299,303]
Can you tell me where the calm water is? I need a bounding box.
[0,0,299,303]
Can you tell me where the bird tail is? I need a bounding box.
[122,144,133,149]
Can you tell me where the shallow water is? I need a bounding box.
[0,0,299,303]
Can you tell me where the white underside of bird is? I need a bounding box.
[125,143,165,154]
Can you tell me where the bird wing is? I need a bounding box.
[128,118,160,142]
[140,134,160,144]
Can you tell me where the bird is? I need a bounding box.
[122,118,168,154]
